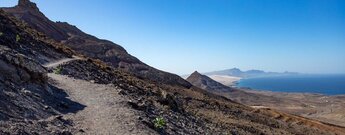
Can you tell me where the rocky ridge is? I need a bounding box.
[2,0,191,88]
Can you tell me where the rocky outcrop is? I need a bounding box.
[18,0,39,11]
[3,0,69,41]
[0,45,46,84]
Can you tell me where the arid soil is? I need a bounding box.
[243,89,345,127]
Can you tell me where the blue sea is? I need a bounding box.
[236,74,345,95]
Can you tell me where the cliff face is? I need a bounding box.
[2,0,191,88]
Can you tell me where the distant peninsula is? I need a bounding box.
[205,68,299,78]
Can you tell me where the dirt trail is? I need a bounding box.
[48,73,156,135]
[43,56,82,68]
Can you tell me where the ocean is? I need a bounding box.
[236,74,345,95]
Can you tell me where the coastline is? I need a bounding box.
[207,75,242,86]
[188,74,345,127]
[233,74,345,95]
[206,75,345,127]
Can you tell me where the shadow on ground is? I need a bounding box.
[45,84,86,115]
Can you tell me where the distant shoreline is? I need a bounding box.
[235,74,345,96]
[207,75,242,86]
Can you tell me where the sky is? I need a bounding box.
[1,0,345,75]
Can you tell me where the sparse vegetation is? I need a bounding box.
[53,66,63,74]
[16,34,20,42]
[153,117,166,129]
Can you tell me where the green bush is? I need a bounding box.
[153,117,166,129]
[53,66,62,74]
[16,34,20,42]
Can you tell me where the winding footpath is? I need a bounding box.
[46,58,156,135]
[43,56,82,68]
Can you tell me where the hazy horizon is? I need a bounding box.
[1,0,344,75]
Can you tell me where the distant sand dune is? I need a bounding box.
[207,75,241,86]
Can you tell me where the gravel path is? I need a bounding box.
[43,56,82,68]
[48,73,156,135]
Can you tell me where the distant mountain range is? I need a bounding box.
[205,68,299,78]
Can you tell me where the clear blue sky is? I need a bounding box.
[1,0,345,75]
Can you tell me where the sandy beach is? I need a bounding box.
[207,75,241,86]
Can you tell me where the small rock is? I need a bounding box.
[118,90,127,95]
[61,130,72,135]
[138,116,143,121]
[78,129,85,133]
[127,100,139,109]
[55,115,63,120]
[24,118,33,124]
[44,105,49,110]
[22,88,32,95]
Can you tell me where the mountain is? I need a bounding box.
[1,0,191,88]
[186,71,284,105]
[186,71,234,92]
[205,68,298,78]
[1,1,345,134]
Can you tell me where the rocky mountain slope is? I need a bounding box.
[1,0,191,88]
[1,0,345,134]
[0,10,84,134]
